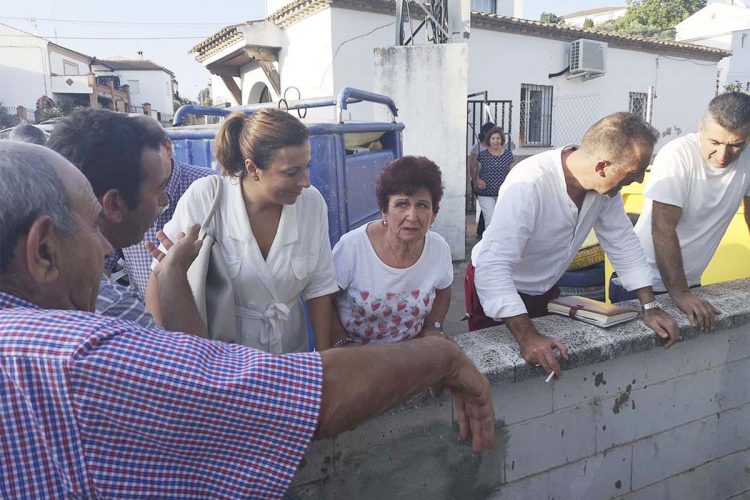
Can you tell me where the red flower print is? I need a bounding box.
[383,307,392,317]
[371,300,382,311]
[411,306,420,317]
[360,291,370,300]
[423,295,430,307]
[386,292,396,301]
[397,301,407,311]
[411,290,420,300]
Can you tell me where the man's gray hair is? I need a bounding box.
[580,112,659,165]
[705,92,750,134]
[0,142,76,271]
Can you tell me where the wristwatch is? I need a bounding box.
[432,321,443,331]
[641,300,661,314]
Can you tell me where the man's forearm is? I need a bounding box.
[316,336,461,438]
[653,227,690,295]
[633,286,656,305]
[308,294,333,351]
[503,313,540,347]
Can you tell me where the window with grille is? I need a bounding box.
[471,0,497,13]
[629,92,647,121]
[519,84,553,146]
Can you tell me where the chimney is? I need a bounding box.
[137,50,144,60]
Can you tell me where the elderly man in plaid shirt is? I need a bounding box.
[0,141,495,498]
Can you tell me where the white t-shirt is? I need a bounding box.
[634,133,750,291]
[160,176,339,353]
[333,223,453,344]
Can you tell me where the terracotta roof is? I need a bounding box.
[191,0,730,62]
[189,24,246,61]
[471,12,729,61]
[94,59,175,76]
[562,6,627,19]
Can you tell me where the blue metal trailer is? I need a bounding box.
[166,88,404,246]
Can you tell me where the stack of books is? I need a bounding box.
[547,296,638,328]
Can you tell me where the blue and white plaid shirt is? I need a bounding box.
[122,159,214,299]
[96,275,156,329]
[0,291,322,498]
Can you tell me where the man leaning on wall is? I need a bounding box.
[466,112,681,378]
[610,91,750,331]
[0,141,495,498]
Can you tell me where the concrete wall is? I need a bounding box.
[374,44,469,259]
[293,278,750,499]
[0,24,50,108]
[116,69,173,120]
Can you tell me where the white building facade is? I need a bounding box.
[676,1,750,88]
[194,0,726,153]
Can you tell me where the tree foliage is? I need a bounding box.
[539,12,565,25]
[599,0,706,39]
[583,18,595,29]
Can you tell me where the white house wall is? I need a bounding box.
[727,29,750,86]
[467,29,718,155]
[330,7,428,121]
[0,25,50,108]
[241,63,278,104]
[278,9,336,122]
[48,49,89,76]
[115,69,173,120]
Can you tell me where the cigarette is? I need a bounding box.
[545,372,555,384]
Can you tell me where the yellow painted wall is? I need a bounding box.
[605,171,750,302]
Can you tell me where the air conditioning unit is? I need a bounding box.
[569,39,607,79]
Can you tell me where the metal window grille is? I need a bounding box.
[519,84,553,146]
[629,92,648,121]
[470,0,497,14]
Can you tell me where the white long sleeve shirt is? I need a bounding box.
[471,146,652,320]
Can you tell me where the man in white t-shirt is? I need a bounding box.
[467,113,680,377]
[616,92,750,331]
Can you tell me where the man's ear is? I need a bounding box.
[164,139,173,159]
[24,216,62,284]
[101,189,126,224]
[595,160,610,177]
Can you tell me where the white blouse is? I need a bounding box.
[161,176,339,353]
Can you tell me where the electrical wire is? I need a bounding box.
[0,15,233,26]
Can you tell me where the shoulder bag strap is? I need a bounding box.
[199,176,222,240]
